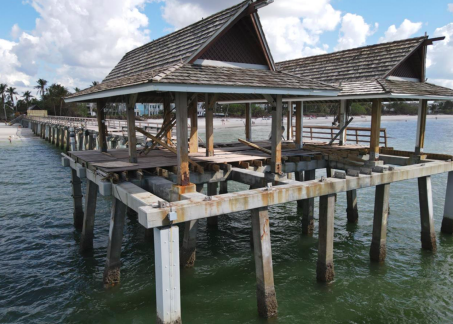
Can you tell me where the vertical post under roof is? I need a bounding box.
[246,103,252,142]
[163,94,172,146]
[96,99,108,152]
[295,102,303,149]
[205,94,216,157]
[176,92,190,186]
[415,99,428,155]
[369,99,382,161]
[189,96,199,154]
[126,94,138,163]
[271,95,283,174]
[287,101,293,141]
[339,100,347,146]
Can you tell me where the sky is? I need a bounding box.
[1,0,453,99]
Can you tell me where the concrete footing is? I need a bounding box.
[370,184,390,262]
[71,169,84,231]
[346,190,359,223]
[103,197,127,286]
[251,207,278,318]
[154,226,181,324]
[418,176,437,251]
[441,172,453,234]
[80,180,98,253]
[317,194,335,282]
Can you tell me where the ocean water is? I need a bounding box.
[1,118,453,323]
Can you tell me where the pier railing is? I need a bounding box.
[292,125,388,147]
[24,115,388,147]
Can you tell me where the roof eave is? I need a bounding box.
[64,82,339,103]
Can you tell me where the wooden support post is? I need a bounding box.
[89,133,95,150]
[295,102,303,149]
[189,96,199,153]
[339,100,347,145]
[206,182,219,229]
[80,180,98,253]
[60,127,66,149]
[78,132,83,151]
[317,194,335,282]
[55,127,60,146]
[205,93,215,157]
[346,190,359,224]
[65,128,70,152]
[287,101,292,141]
[415,99,428,155]
[163,94,172,146]
[96,99,108,152]
[441,172,453,234]
[154,226,181,324]
[71,169,84,231]
[296,170,315,235]
[251,206,278,318]
[271,95,283,174]
[180,184,204,268]
[176,92,190,186]
[219,181,228,195]
[370,184,390,262]
[246,102,252,142]
[126,94,138,163]
[369,99,382,161]
[103,197,127,286]
[418,176,437,251]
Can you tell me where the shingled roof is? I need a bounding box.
[276,36,453,100]
[276,36,427,83]
[104,1,249,83]
[68,63,339,100]
[66,0,342,102]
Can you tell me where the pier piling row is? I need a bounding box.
[24,100,453,323]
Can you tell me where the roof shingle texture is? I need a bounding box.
[103,1,248,83]
[276,37,426,83]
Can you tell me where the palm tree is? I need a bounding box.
[91,81,99,87]
[74,87,81,92]
[7,87,18,110]
[34,79,48,99]
[0,83,7,120]
[22,91,34,106]
[47,84,69,116]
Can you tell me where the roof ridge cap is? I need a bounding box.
[276,35,428,66]
[279,70,340,90]
[152,63,185,82]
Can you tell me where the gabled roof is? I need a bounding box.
[104,1,250,82]
[276,36,427,83]
[66,63,339,102]
[27,105,42,110]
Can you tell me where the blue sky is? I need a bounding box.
[0,0,452,95]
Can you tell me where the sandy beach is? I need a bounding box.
[145,114,453,130]
[0,124,34,141]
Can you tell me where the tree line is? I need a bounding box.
[1,79,100,120]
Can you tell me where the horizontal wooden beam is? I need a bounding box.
[138,161,453,229]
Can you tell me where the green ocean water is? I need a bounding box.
[1,118,453,323]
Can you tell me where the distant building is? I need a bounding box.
[27,105,47,117]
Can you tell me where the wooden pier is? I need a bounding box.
[19,1,453,322]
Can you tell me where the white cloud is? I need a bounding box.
[0,39,32,93]
[10,24,21,39]
[448,4,453,13]
[1,0,151,91]
[335,13,378,51]
[378,19,423,43]
[427,23,453,86]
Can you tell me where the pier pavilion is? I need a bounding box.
[23,1,453,323]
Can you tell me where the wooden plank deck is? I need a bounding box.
[69,141,367,173]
